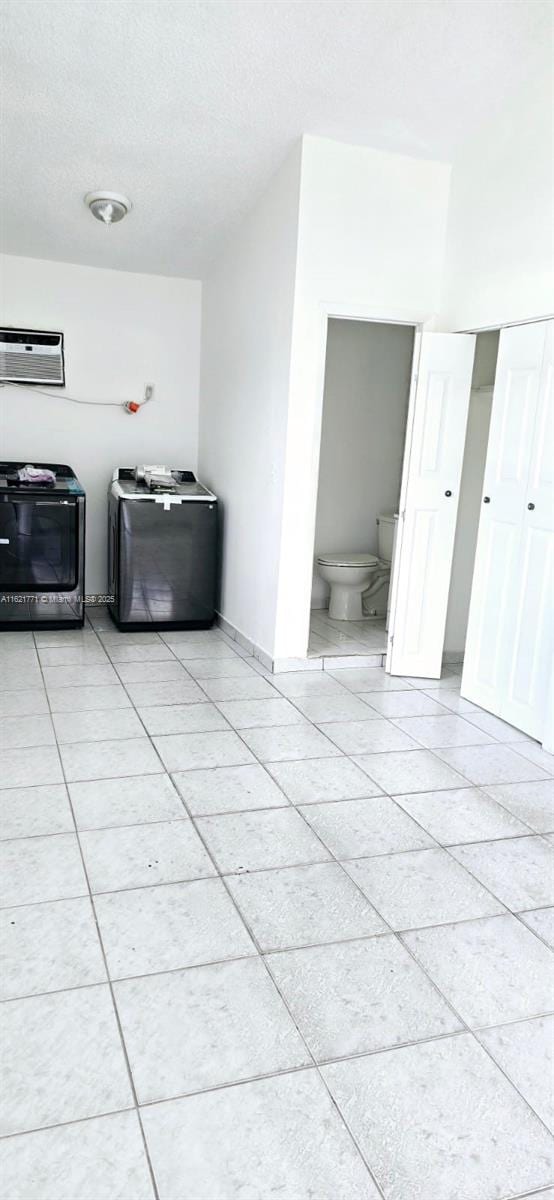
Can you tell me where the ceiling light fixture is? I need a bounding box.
[84,191,131,225]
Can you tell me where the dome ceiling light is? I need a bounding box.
[84,191,131,225]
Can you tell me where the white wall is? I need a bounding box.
[198,145,302,657]
[274,136,451,659]
[312,318,414,606]
[440,78,553,331]
[0,255,201,593]
[444,331,498,653]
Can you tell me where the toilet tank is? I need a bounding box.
[377,511,398,562]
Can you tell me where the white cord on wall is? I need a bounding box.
[0,381,155,413]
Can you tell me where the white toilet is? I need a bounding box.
[317,512,398,621]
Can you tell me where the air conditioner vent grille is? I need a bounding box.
[0,329,65,385]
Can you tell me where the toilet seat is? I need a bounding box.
[317,552,379,568]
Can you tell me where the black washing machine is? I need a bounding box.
[0,461,86,629]
[108,467,218,630]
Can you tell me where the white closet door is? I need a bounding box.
[462,320,553,739]
[387,332,475,678]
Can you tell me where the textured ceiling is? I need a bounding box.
[1,0,551,277]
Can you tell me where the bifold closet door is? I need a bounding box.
[462,320,553,741]
[386,332,475,679]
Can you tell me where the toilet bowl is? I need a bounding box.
[316,552,380,620]
[317,512,399,622]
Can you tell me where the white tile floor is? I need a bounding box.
[0,610,553,1200]
[309,609,388,659]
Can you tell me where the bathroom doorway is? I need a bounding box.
[308,317,416,661]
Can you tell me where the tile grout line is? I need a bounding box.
[1,803,545,845]
[32,632,162,1200]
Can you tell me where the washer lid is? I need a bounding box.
[317,552,379,567]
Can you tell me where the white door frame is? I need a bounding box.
[298,300,433,661]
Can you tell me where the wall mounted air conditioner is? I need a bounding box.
[0,328,65,385]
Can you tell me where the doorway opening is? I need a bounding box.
[308,317,415,662]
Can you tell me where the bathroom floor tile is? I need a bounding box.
[172,762,286,815]
[394,786,532,844]
[481,780,554,833]
[320,717,419,754]
[323,1034,554,1200]
[0,1110,155,1200]
[269,935,461,1061]
[153,730,255,771]
[214,697,307,729]
[266,756,382,803]
[519,907,554,949]
[95,877,254,978]
[137,702,229,736]
[60,737,161,782]
[0,784,73,839]
[403,914,554,1026]
[0,833,87,907]
[478,1016,554,1131]
[292,693,382,723]
[328,668,413,692]
[450,835,554,910]
[353,748,470,794]
[0,688,49,717]
[345,847,505,930]
[0,745,63,790]
[433,743,551,785]
[0,714,55,750]
[300,796,435,859]
[80,820,215,893]
[69,774,185,830]
[240,723,342,763]
[227,861,387,950]
[114,957,310,1103]
[52,707,145,744]
[391,713,494,748]
[196,807,331,873]
[47,683,132,712]
[0,985,133,1136]
[141,1069,376,1200]
[0,896,106,1000]
[270,671,347,697]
